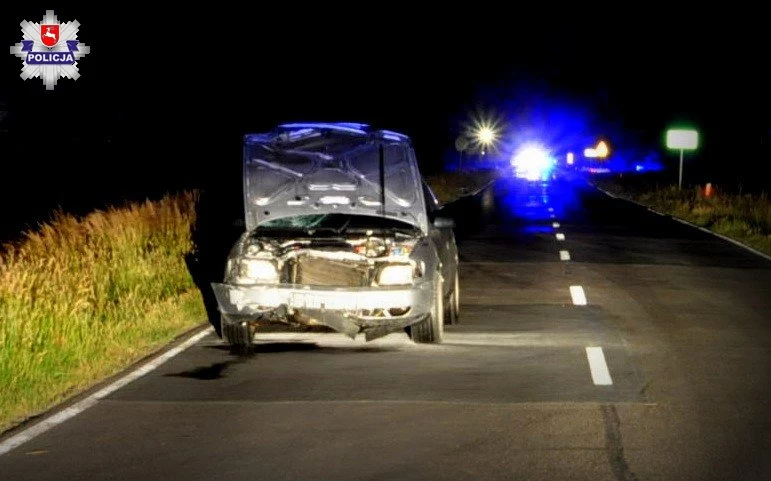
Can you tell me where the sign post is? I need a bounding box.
[666,129,699,189]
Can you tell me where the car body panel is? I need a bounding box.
[243,125,429,234]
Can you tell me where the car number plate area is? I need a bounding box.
[290,291,349,310]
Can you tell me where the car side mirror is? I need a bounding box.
[433,217,455,229]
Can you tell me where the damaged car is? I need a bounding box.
[211,122,459,351]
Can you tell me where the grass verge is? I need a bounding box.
[426,169,499,205]
[0,193,205,433]
[596,179,771,257]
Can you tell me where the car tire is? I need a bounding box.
[409,276,444,344]
[222,315,254,355]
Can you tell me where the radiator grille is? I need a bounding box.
[294,256,370,287]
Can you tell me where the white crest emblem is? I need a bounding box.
[9,10,91,90]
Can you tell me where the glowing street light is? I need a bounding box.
[476,125,498,155]
[463,108,506,157]
[473,122,500,156]
[477,126,495,146]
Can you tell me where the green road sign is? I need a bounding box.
[666,129,699,150]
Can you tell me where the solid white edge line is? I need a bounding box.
[597,187,617,199]
[705,229,771,261]
[671,217,692,226]
[647,207,665,216]
[0,327,212,456]
[569,285,587,305]
[585,347,613,385]
[593,184,771,262]
[559,250,571,261]
[555,233,566,241]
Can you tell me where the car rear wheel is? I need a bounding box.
[222,315,254,355]
[409,276,444,344]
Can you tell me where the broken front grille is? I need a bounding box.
[292,255,371,287]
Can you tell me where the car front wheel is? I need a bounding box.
[222,314,255,355]
[409,276,444,344]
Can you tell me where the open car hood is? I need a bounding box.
[242,124,429,234]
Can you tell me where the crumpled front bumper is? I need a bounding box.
[211,281,433,340]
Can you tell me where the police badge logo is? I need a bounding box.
[9,10,91,90]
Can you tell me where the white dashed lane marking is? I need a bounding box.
[585,347,613,385]
[545,216,608,386]
[569,285,587,305]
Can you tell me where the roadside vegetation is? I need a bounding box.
[0,192,205,432]
[426,168,499,205]
[0,170,495,433]
[596,179,771,257]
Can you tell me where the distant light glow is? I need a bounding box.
[635,164,645,172]
[595,141,609,158]
[584,140,609,159]
[566,152,575,165]
[511,144,554,181]
[478,126,495,145]
[666,129,698,150]
[463,108,507,154]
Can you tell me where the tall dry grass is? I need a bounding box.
[0,192,205,432]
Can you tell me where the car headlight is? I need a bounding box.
[378,264,414,286]
[234,258,279,284]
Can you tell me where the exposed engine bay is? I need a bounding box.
[212,222,436,341]
[229,232,422,288]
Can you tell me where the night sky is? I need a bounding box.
[1,6,769,234]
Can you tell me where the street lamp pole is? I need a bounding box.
[678,148,684,189]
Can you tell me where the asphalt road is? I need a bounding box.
[2,175,770,481]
